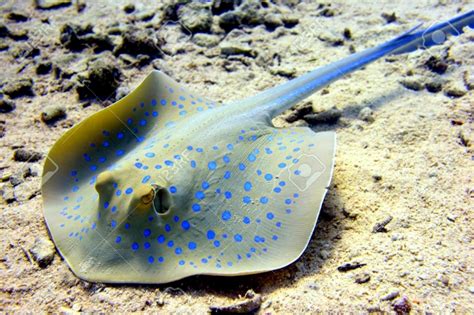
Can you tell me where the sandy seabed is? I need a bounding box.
[0,0,473,313]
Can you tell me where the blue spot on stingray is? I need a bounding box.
[132,242,139,251]
[207,230,215,240]
[110,220,117,228]
[238,163,246,171]
[221,210,231,221]
[157,235,165,243]
[223,155,230,164]
[181,220,190,230]
[196,147,203,153]
[266,212,274,220]
[190,160,197,168]
[160,99,166,105]
[158,257,164,263]
[264,174,273,181]
[125,223,131,229]
[165,224,171,232]
[272,235,279,240]
[244,181,252,191]
[202,181,210,190]
[169,186,177,194]
[125,187,133,194]
[285,198,292,205]
[115,189,122,196]
[104,201,109,209]
[254,236,265,243]
[115,236,121,243]
[145,152,155,158]
[175,247,182,255]
[167,240,174,248]
[188,242,197,250]
[224,171,231,179]
[192,203,201,212]
[279,181,286,187]
[273,187,281,193]
[179,260,185,265]
[227,144,234,150]
[208,161,217,170]
[224,191,232,199]
[139,119,147,126]
[144,242,151,249]
[248,153,256,162]
[195,191,205,200]
[144,229,151,237]
[90,165,97,171]
[165,160,173,166]
[173,216,179,222]
[201,258,208,264]
[111,206,117,213]
[213,240,221,248]
[148,256,154,264]
[234,234,243,242]
[152,111,158,117]
[243,196,251,204]
[260,196,269,204]
[142,175,151,183]
[116,149,125,156]
[155,164,162,169]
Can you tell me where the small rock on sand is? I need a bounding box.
[209,290,262,314]
[392,296,411,314]
[1,78,34,98]
[13,149,42,162]
[358,107,374,122]
[41,105,67,124]
[0,99,16,113]
[29,237,56,268]
[35,0,72,10]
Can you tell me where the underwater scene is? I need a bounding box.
[0,0,473,313]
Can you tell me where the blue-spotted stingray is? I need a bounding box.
[42,11,473,283]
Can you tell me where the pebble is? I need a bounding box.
[373,215,393,233]
[1,78,34,98]
[36,61,53,75]
[114,28,161,58]
[6,11,29,22]
[13,148,43,162]
[35,0,71,10]
[380,290,399,301]
[444,81,467,98]
[41,105,67,124]
[76,57,122,100]
[193,34,221,48]
[355,273,371,284]
[123,4,135,14]
[60,23,114,53]
[29,237,56,268]
[468,286,474,294]
[424,56,448,74]
[337,261,366,272]
[220,41,253,56]
[400,77,424,91]
[219,11,242,32]
[381,12,397,23]
[358,107,375,122]
[0,99,16,113]
[425,79,443,93]
[303,107,342,125]
[392,296,411,314]
[209,290,262,314]
[178,2,213,33]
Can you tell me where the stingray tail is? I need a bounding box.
[242,10,473,119]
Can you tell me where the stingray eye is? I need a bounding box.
[151,184,171,215]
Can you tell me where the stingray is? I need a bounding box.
[42,11,473,283]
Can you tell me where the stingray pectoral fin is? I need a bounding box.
[205,127,336,276]
[41,70,219,283]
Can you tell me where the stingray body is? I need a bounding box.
[42,11,473,283]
